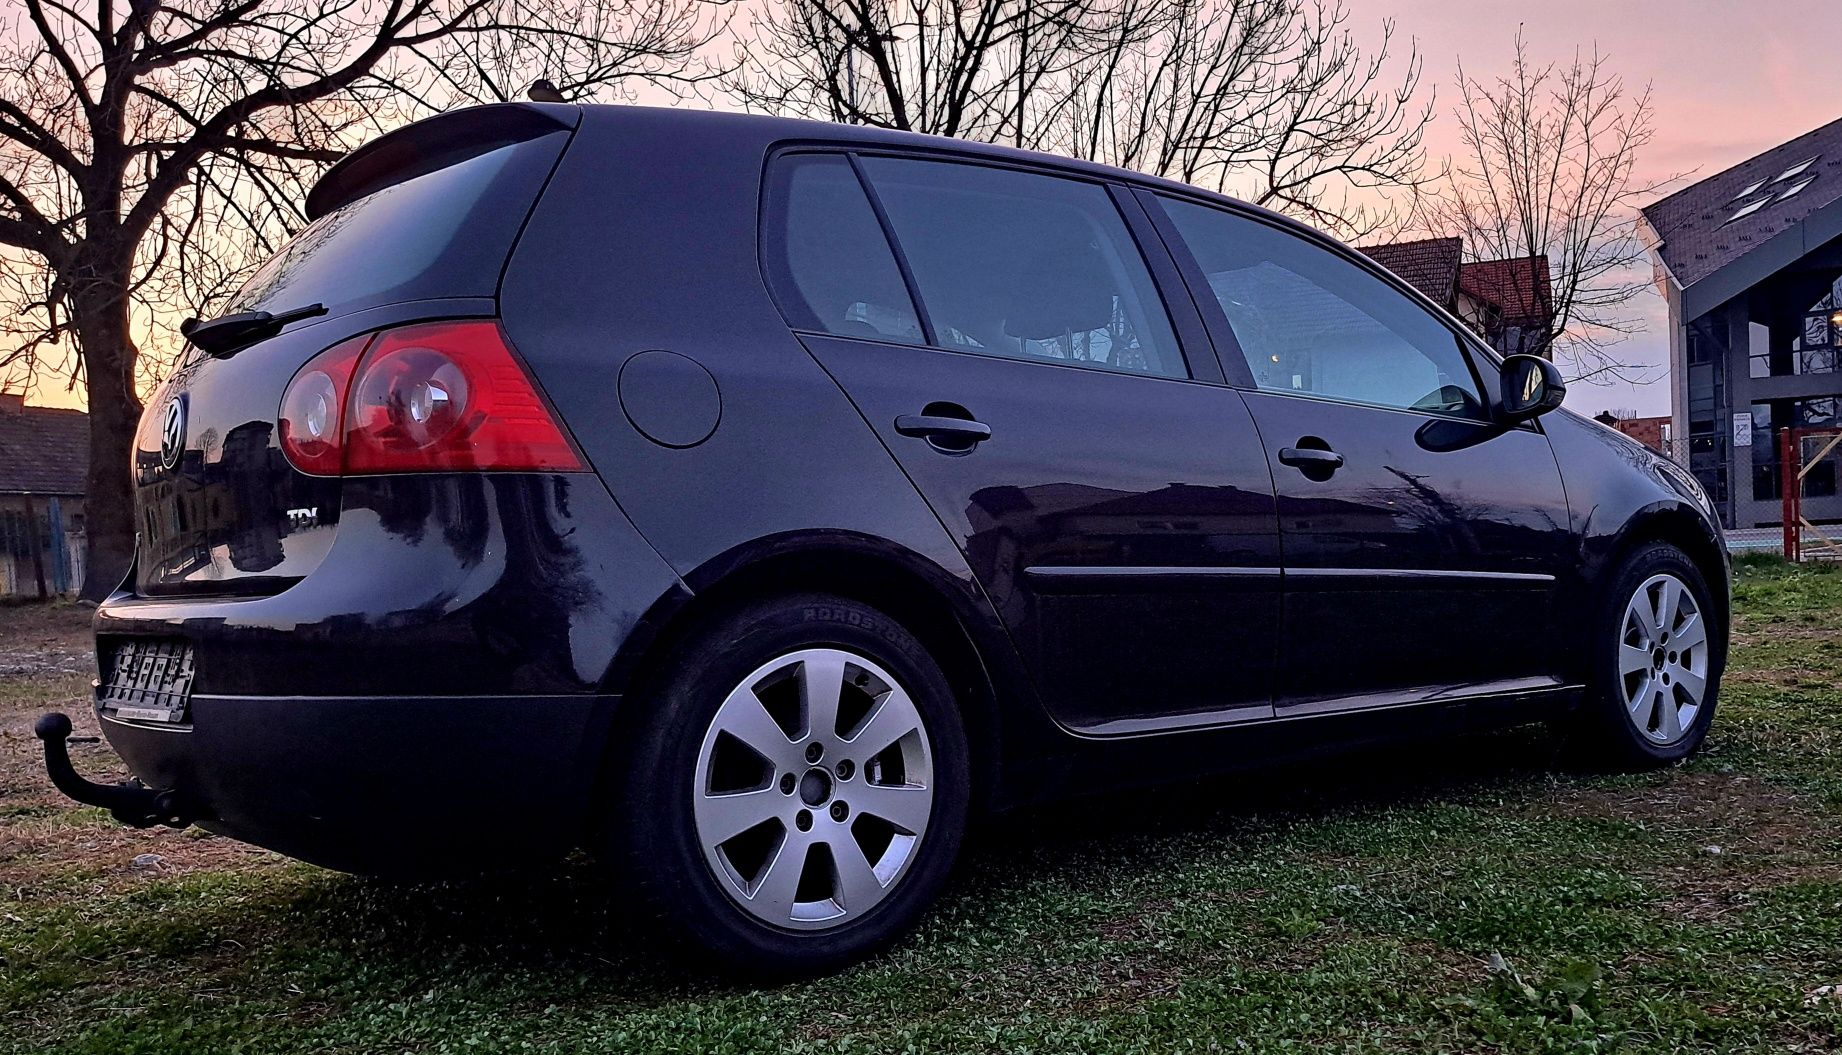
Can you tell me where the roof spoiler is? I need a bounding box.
[305,102,580,221]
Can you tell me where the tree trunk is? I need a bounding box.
[72,277,142,604]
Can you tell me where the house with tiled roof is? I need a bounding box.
[1457,255,1554,358]
[1640,115,1842,529]
[1356,237,1554,358]
[1357,237,1464,306]
[0,392,88,596]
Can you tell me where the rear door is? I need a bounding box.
[763,152,1281,734]
[1146,192,1574,714]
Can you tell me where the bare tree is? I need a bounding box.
[730,0,1434,240]
[1041,0,1435,240]
[0,0,724,599]
[1432,33,1668,384]
[728,0,1132,143]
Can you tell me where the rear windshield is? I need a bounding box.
[225,130,569,319]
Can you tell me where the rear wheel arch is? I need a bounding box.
[602,540,1011,813]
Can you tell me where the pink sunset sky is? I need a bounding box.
[1359,0,1842,415]
[19,0,1842,416]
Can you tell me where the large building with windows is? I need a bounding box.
[1641,117,1842,529]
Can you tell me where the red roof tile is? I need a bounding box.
[1354,237,1463,308]
[1459,256,1553,323]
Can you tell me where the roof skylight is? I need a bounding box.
[1731,179,1766,201]
[1724,197,1770,225]
[1774,156,1820,183]
[1776,176,1819,202]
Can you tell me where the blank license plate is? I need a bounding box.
[99,639,195,724]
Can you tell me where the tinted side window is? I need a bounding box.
[861,158,1186,379]
[1158,196,1486,418]
[764,154,923,344]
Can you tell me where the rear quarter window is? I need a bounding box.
[761,154,924,344]
[227,130,569,320]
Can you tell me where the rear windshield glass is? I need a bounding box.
[225,130,568,319]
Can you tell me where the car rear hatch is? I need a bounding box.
[131,103,578,598]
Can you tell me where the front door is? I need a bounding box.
[1245,391,1572,712]
[1148,192,1573,713]
[760,152,1282,733]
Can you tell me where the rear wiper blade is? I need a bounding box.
[179,303,326,358]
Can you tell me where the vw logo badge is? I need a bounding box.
[159,396,186,472]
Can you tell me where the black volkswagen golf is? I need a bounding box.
[40,102,1728,974]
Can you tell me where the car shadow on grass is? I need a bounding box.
[97,722,1580,1000]
[983,722,1572,849]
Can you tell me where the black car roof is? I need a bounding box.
[583,103,1297,224]
[312,102,1474,347]
[314,101,1308,234]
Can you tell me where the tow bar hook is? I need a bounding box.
[34,713,192,829]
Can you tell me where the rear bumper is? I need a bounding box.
[80,472,684,874]
[101,473,684,699]
[98,691,618,876]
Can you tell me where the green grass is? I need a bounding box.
[4,563,1842,1053]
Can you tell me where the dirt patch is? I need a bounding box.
[1061,960,1186,1015]
[0,601,94,679]
[1,671,109,807]
[0,814,284,896]
[0,603,287,896]
[1541,771,1828,853]
[1731,625,1842,644]
[1095,897,1176,943]
[1536,771,1842,918]
[0,690,286,897]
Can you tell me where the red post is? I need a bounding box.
[1780,427,1800,562]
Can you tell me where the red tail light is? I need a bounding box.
[278,335,367,475]
[279,321,583,476]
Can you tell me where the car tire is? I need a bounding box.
[1569,542,1724,769]
[609,593,970,976]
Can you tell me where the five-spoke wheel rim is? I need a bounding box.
[693,648,934,930]
[1618,573,1710,745]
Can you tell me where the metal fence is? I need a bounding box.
[1779,427,1842,561]
[1725,526,1788,559]
[1647,429,1840,561]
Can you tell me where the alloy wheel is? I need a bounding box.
[692,648,934,930]
[1617,573,1710,745]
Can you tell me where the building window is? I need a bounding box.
[1683,316,1731,508]
[1749,321,1772,378]
[1753,397,1841,500]
[1796,396,1840,427]
[1794,280,1842,375]
[1493,324,1528,356]
[1773,155,1820,183]
[1754,413,1781,500]
[1744,278,1842,378]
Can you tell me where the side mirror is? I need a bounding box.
[1499,354,1566,422]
